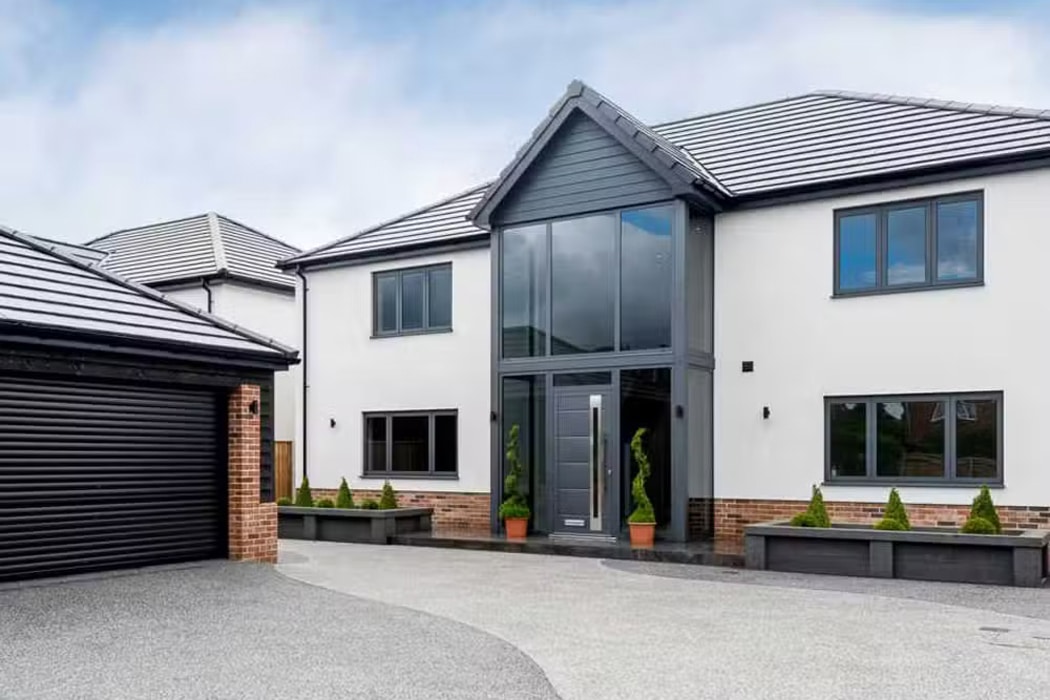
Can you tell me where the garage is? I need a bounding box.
[0,226,296,582]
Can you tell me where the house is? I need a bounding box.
[280,81,1050,552]
[87,213,301,496]
[0,225,297,581]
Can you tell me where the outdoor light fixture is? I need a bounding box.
[329,418,337,428]
[742,361,754,373]
[763,406,771,420]
[248,400,258,416]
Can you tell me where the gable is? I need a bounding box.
[493,110,673,226]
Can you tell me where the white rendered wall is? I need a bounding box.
[160,285,210,311]
[303,247,491,493]
[714,168,1050,507]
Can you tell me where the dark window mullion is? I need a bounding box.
[385,415,393,472]
[428,414,436,474]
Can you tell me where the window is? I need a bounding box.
[363,411,457,476]
[373,264,452,336]
[825,392,1002,485]
[834,192,982,295]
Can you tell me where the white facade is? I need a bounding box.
[301,247,490,493]
[165,281,298,442]
[714,168,1050,507]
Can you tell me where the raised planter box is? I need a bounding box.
[278,506,432,545]
[745,521,1050,587]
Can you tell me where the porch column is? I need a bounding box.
[228,383,278,563]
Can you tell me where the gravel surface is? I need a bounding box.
[0,561,559,700]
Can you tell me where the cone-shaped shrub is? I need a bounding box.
[628,428,656,524]
[294,475,314,508]
[499,424,531,519]
[964,486,1001,534]
[379,480,398,510]
[335,478,355,509]
[875,488,911,531]
[960,516,997,534]
[790,485,830,528]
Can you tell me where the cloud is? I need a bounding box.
[0,0,1047,248]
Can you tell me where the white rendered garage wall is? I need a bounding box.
[713,168,1050,508]
[303,247,491,494]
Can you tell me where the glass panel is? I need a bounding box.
[400,271,425,331]
[502,225,547,358]
[621,368,672,527]
[427,266,452,329]
[955,399,998,480]
[365,416,387,472]
[433,414,457,473]
[828,402,867,478]
[620,207,673,351]
[391,415,429,472]
[552,372,612,387]
[376,274,398,333]
[551,214,616,354]
[876,400,945,478]
[937,199,979,281]
[886,206,928,286]
[837,213,877,291]
[502,376,547,533]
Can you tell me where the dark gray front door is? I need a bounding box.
[553,386,615,536]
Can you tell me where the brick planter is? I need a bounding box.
[278,506,432,545]
[745,521,1050,587]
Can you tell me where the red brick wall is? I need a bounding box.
[310,488,490,533]
[714,497,1050,554]
[227,384,278,563]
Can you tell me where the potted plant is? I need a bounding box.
[627,427,656,547]
[499,424,530,539]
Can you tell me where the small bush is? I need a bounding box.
[315,498,335,509]
[379,481,398,510]
[335,478,355,509]
[359,498,379,510]
[789,512,817,527]
[790,485,830,528]
[275,497,292,506]
[294,475,314,508]
[627,428,656,524]
[960,516,997,535]
[967,485,1002,534]
[877,488,911,531]
[500,501,530,519]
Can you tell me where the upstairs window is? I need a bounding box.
[834,192,982,296]
[373,264,452,336]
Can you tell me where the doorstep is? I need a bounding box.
[390,529,744,568]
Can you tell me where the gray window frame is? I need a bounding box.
[824,391,1003,486]
[833,191,984,297]
[363,409,458,478]
[372,263,453,337]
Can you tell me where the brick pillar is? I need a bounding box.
[227,384,277,563]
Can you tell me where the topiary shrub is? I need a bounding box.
[335,478,354,509]
[294,475,314,508]
[378,480,398,510]
[960,516,997,535]
[627,427,655,524]
[498,424,531,520]
[875,488,911,531]
[275,496,292,506]
[359,498,379,510]
[965,485,1002,534]
[790,485,831,528]
[315,498,334,508]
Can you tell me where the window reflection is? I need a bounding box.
[838,213,877,290]
[621,207,673,350]
[936,200,979,281]
[551,214,616,354]
[502,225,547,357]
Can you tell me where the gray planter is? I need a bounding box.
[278,506,432,545]
[744,521,1050,587]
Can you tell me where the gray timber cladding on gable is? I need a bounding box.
[0,226,296,361]
[493,110,673,226]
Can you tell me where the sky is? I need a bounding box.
[1,0,1049,250]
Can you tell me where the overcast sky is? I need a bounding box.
[1,0,1048,249]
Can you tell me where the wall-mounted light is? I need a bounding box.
[248,400,259,416]
[675,405,684,418]
[762,406,771,420]
[742,361,754,373]
[329,418,337,428]
[490,411,498,423]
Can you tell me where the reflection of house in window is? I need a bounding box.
[930,401,978,423]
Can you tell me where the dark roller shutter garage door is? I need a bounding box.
[0,375,226,582]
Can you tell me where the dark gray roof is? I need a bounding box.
[28,235,110,266]
[280,184,490,267]
[653,90,1050,196]
[0,225,297,362]
[88,213,301,290]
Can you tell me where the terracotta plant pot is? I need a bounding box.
[629,522,656,548]
[505,517,528,540]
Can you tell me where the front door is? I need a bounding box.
[552,385,616,537]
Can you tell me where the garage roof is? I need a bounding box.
[0,226,297,363]
[88,213,301,291]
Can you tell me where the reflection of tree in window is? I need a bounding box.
[955,399,997,479]
[829,402,866,477]
[876,400,944,478]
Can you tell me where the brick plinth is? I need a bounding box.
[308,488,490,532]
[228,384,278,563]
[714,498,1050,555]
